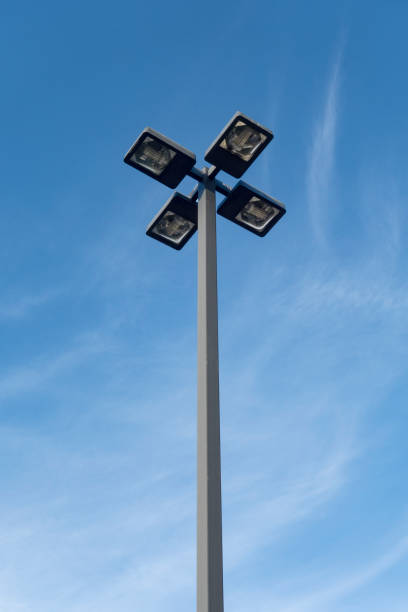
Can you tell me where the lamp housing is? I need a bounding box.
[204,112,273,178]
[124,128,196,188]
[217,181,285,237]
[146,192,198,250]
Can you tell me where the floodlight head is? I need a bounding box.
[124,128,196,188]
[217,181,285,237]
[204,112,273,178]
[146,192,198,250]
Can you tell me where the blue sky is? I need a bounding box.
[1,0,408,610]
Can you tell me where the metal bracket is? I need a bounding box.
[187,166,232,202]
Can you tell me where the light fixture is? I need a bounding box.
[217,181,285,236]
[204,112,273,178]
[146,192,198,249]
[124,128,196,188]
[124,112,288,612]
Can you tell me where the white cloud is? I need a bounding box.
[263,532,408,612]
[0,331,112,400]
[0,289,60,321]
[307,45,343,248]
[223,436,355,570]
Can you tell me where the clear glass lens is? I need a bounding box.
[220,121,267,161]
[235,196,279,230]
[131,136,176,175]
[152,211,194,243]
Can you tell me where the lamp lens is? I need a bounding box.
[220,121,267,161]
[152,211,194,243]
[235,196,278,230]
[131,136,176,175]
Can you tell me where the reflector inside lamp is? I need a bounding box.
[235,196,279,230]
[152,211,194,243]
[220,121,267,162]
[130,136,176,175]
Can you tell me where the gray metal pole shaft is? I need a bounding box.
[197,168,224,612]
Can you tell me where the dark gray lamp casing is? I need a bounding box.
[204,112,273,178]
[146,192,198,250]
[217,180,286,236]
[124,127,196,189]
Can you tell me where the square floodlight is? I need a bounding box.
[124,128,196,189]
[146,192,198,250]
[204,112,273,178]
[217,181,286,237]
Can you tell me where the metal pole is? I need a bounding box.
[197,167,224,612]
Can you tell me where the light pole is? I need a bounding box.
[196,167,223,612]
[123,112,286,612]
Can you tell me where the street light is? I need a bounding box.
[124,127,196,188]
[123,112,286,612]
[204,111,274,178]
[146,191,198,250]
[217,180,286,236]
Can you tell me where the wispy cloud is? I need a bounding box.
[306,534,408,609]
[0,289,61,321]
[307,43,343,248]
[225,528,408,612]
[223,435,356,570]
[0,331,112,400]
